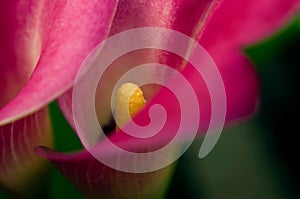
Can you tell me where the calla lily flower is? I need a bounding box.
[0,0,299,198]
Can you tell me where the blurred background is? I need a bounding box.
[1,13,299,199]
[167,14,300,199]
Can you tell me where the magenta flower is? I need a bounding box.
[0,0,299,198]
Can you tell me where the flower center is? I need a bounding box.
[115,83,146,130]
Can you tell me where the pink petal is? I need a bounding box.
[0,0,118,125]
[37,147,174,199]
[0,1,43,108]
[0,108,52,196]
[109,0,222,36]
[201,0,300,50]
[197,0,300,121]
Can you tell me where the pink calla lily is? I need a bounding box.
[0,0,299,198]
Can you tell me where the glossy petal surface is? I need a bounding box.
[0,0,118,125]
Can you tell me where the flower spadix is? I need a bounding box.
[115,83,146,129]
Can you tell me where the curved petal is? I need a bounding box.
[0,1,43,108]
[37,147,174,199]
[199,0,300,123]
[0,0,118,125]
[200,0,300,50]
[0,108,52,196]
[109,0,221,36]
[197,0,300,122]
